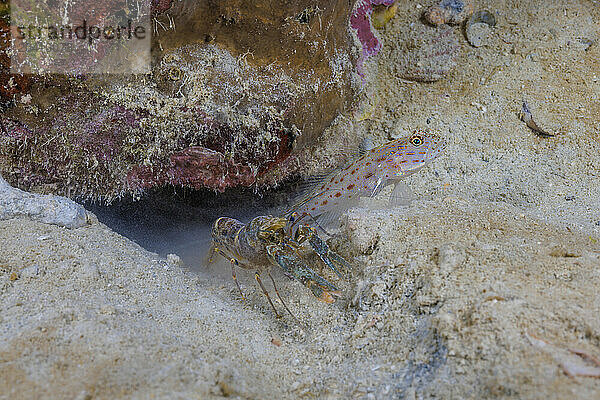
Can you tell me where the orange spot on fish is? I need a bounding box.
[340,177,344,182]
[347,184,355,190]
[351,169,356,174]
[322,200,328,205]
[311,207,316,211]
[335,192,342,197]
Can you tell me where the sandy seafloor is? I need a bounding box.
[2,0,600,398]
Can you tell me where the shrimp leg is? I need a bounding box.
[230,260,245,300]
[255,272,281,318]
[208,245,246,301]
[268,272,297,321]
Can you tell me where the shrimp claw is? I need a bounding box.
[267,244,341,304]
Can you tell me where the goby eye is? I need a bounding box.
[410,134,424,147]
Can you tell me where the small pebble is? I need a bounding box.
[578,38,595,51]
[77,263,100,281]
[466,10,496,47]
[167,253,183,266]
[466,22,492,47]
[20,265,40,279]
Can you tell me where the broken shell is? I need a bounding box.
[469,10,496,27]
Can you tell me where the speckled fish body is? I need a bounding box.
[289,131,445,219]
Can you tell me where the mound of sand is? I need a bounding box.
[1,197,599,398]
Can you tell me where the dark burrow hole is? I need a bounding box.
[85,182,301,270]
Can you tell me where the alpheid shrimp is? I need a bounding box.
[208,214,349,318]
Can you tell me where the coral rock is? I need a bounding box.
[0,0,357,200]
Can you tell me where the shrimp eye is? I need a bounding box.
[410,134,424,147]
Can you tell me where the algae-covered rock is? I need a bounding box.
[0,0,357,201]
